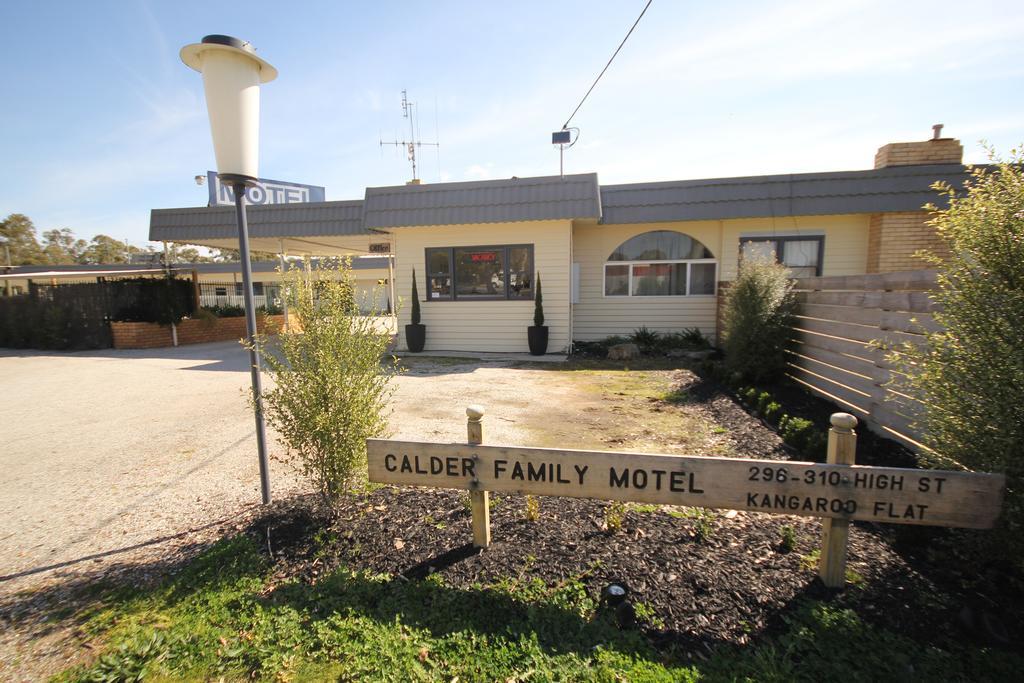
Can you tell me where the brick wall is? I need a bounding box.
[874,138,962,168]
[865,211,949,273]
[111,314,288,349]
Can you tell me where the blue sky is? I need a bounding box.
[1,0,1022,247]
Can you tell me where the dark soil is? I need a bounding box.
[233,365,1022,657]
[248,488,1020,656]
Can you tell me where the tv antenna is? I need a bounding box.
[379,89,439,182]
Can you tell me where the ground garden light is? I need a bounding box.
[180,35,277,504]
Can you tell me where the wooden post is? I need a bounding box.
[467,404,491,548]
[819,412,858,588]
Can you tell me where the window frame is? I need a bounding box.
[739,235,825,277]
[603,258,718,298]
[424,244,535,301]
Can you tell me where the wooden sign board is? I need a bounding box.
[366,439,1005,529]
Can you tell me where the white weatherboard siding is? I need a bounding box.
[572,222,721,342]
[392,221,572,353]
[718,215,870,281]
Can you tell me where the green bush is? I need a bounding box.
[764,401,782,423]
[203,304,245,318]
[410,268,421,325]
[891,149,1024,566]
[533,272,544,326]
[781,416,815,452]
[629,326,660,348]
[756,391,772,415]
[253,259,399,501]
[722,258,796,383]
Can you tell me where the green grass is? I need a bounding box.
[55,535,1023,682]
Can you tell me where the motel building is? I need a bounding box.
[148,132,970,354]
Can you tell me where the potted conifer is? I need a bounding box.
[405,269,426,352]
[527,272,548,355]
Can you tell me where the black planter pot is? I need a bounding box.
[405,323,426,352]
[527,325,549,355]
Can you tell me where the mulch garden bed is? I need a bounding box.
[232,366,1021,656]
[249,488,1019,655]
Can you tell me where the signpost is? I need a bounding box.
[367,409,1005,588]
[206,171,326,207]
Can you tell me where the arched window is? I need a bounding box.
[604,230,717,297]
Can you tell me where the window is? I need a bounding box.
[740,235,824,277]
[425,245,534,300]
[604,230,717,297]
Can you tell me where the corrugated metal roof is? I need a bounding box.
[362,173,602,229]
[599,164,970,224]
[148,164,975,245]
[149,200,367,241]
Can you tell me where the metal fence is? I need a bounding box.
[197,281,282,311]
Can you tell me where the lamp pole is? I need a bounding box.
[181,34,278,504]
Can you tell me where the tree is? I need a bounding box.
[41,228,85,264]
[253,259,398,500]
[210,247,278,262]
[891,148,1024,565]
[0,214,45,265]
[79,235,131,264]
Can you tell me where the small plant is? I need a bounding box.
[668,327,711,350]
[533,272,544,326]
[631,503,660,514]
[743,387,759,406]
[800,548,821,571]
[781,416,815,452]
[605,501,627,532]
[756,391,772,415]
[764,401,782,423]
[632,602,666,629]
[524,495,540,522]
[410,269,421,325]
[779,524,797,553]
[693,508,716,542]
[629,326,660,348]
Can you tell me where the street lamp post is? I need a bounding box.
[181,35,278,504]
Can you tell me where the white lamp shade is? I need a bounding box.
[180,37,277,181]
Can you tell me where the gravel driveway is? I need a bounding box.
[0,342,573,598]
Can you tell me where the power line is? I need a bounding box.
[561,0,653,130]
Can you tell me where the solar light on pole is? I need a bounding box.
[180,35,277,504]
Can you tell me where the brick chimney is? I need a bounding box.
[874,124,963,168]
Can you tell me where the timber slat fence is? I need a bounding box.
[788,270,939,451]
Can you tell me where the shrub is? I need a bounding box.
[890,149,1024,565]
[781,417,815,452]
[253,258,399,501]
[764,401,782,423]
[629,326,660,348]
[533,272,544,326]
[722,258,796,383]
[756,391,772,415]
[410,269,421,325]
[204,304,245,318]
